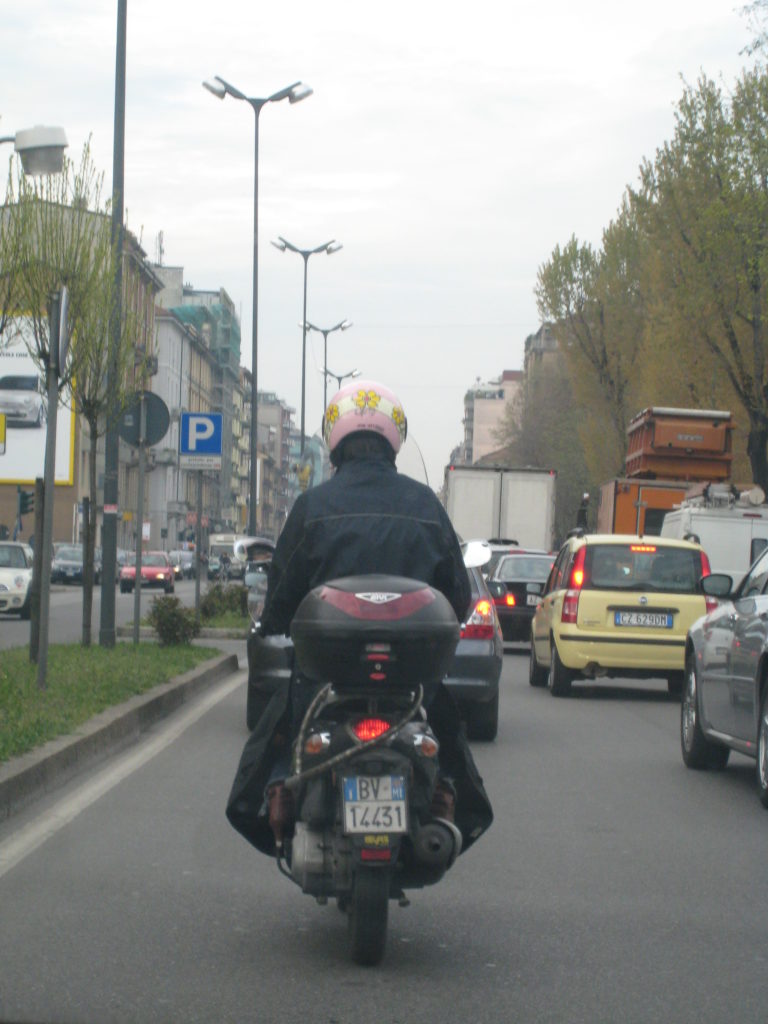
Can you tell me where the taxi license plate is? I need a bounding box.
[526,594,539,606]
[614,611,673,628]
[342,775,408,834]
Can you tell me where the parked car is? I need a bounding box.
[119,551,175,594]
[682,546,768,807]
[529,533,714,697]
[50,544,102,585]
[487,551,555,643]
[207,555,222,581]
[0,541,33,618]
[443,561,504,740]
[0,374,46,427]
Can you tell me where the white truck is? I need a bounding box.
[443,465,557,550]
[661,485,768,582]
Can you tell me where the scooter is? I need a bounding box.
[284,575,466,964]
[227,544,494,966]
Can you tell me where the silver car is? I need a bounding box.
[0,374,46,427]
[682,545,768,808]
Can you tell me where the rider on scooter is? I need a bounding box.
[227,380,492,852]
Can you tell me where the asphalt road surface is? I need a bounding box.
[0,648,766,1023]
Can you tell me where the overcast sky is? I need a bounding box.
[1,1,754,489]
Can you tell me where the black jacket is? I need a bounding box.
[260,455,471,634]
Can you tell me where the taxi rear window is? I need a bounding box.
[584,544,701,593]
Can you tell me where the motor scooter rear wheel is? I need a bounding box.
[348,867,389,966]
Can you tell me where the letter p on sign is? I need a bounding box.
[189,416,215,449]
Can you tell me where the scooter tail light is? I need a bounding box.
[705,595,719,615]
[353,718,391,742]
[416,734,439,758]
[304,732,331,755]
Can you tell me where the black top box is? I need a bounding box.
[291,575,460,689]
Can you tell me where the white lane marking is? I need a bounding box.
[0,672,245,879]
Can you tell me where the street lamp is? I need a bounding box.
[203,75,312,535]
[0,124,68,175]
[305,319,353,413]
[323,366,361,391]
[272,236,342,453]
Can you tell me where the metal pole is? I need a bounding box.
[323,330,329,413]
[300,253,309,455]
[29,476,44,664]
[132,393,146,645]
[100,0,127,645]
[36,294,61,689]
[248,106,261,536]
[194,471,202,625]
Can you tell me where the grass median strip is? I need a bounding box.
[0,644,222,763]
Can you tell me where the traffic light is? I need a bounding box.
[17,488,34,516]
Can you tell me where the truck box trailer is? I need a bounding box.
[597,478,693,536]
[443,465,557,550]
[625,407,733,481]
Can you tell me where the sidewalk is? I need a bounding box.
[0,651,241,823]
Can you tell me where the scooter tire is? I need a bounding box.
[348,867,389,966]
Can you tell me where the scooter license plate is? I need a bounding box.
[341,775,408,834]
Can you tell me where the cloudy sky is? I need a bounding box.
[1,1,754,488]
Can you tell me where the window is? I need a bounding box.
[740,548,768,598]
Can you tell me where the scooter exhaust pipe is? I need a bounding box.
[413,819,463,869]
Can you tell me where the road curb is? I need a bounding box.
[0,652,240,823]
[116,627,248,640]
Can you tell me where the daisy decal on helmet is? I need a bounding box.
[353,388,380,412]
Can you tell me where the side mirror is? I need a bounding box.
[462,540,492,570]
[701,573,733,598]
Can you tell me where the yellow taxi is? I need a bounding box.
[529,533,716,697]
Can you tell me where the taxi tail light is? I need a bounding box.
[353,718,391,742]
[699,552,719,613]
[561,589,581,624]
[461,598,496,639]
[568,547,587,590]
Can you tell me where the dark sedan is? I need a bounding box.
[682,545,768,807]
[487,551,554,643]
[443,564,504,741]
[50,544,102,585]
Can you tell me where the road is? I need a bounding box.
[0,578,203,651]
[0,647,766,1023]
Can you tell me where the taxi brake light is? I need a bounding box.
[505,594,516,607]
[568,547,587,590]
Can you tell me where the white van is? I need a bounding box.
[661,486,768,584]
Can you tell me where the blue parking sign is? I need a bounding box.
[180,412,223,468]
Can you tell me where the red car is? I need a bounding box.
[119,551,175,594]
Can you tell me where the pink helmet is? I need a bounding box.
[323,379,408,459]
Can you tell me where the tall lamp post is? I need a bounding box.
[1,123,68,683]
[203,76,312,536]
[271,236,342,454]
[305,319,353,413]
[322,366,360,392]
[0,125,68,174]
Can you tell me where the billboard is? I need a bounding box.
[0,318,75,485]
